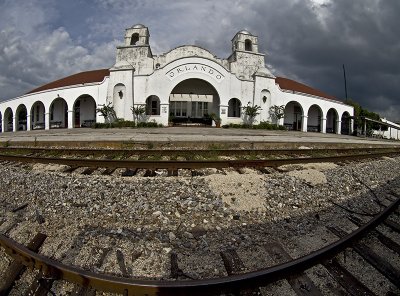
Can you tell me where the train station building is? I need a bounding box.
[0,24,353,134]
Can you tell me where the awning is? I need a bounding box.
[169,94,213,102]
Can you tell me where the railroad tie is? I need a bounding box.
[0,233,47,296]
[321,258,376,296]
[384,218,400,234]
[264,242,323,296]
[101,168,115,175]
[348,215,400,255]
[327,226,400,288]
[121,168,137,177]
[25,271,55,296]
[81,167,97,175]
[219,249,262,296]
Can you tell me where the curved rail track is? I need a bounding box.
[1,194,399,295]
[0,147,399,172]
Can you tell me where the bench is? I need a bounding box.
[33,122,45,130]
[50,121,62,128]
[81,119,96,127]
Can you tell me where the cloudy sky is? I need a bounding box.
[0,0,399,120]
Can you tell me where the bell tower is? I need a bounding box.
[231,30,259,53]
[124,24,150,46]
[112,24,153,74]
[228,29,272,80]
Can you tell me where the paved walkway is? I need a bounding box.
[0,127,399,146]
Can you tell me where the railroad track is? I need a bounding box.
[0,147,399,176]
[1,190,399,295]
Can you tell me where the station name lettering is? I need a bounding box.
[166,63,224,81]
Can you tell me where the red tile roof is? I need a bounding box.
[27,69,110,95]
[275,76,338,101]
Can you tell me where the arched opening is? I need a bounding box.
[228,98,241,117]
[4,107,13,132]
[146,96,160,116]
[245,39,252,51]
[74,95,97,127]
[31,101,45,130]
[326,108,338,133]
[307,104,322,132]
[284,101,303,131]
[169,79,220,126]
[0,112,2,132]
[113,83,126,119]
[16,104,27,131]
[341,111,351,135]
[131,33,139,45]
[50,97,68,128]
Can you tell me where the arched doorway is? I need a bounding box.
[284,101,303,131]
[228,98,241,118]
[146,95,160,116]
[31,101,45,130]
[16,104,27,131]
[50,97,68,128]
[74,95,97,127]
[4,107,13,132]
[341,111,351,135]
[307,104,322,132]
[169,79,220,125]
[326,108,338,133]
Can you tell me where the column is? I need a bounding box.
[68,110,74,129]
[160,103,169,126]
[13,116,17,132]
[350,119,354,135]
[336,120,342,135]
[26,115,31,131]
[219,105,228,125]
[322,117,327,133]
[1,117,4,133]
[45,113,50,130]
[301,115,308,132]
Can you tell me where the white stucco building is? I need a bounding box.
[0,24,353,134]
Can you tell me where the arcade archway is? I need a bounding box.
[74,95,97,127]
[284,101,303,131]
[169,79,220,125]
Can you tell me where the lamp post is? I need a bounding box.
[125,61,135,121]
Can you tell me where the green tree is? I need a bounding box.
[269,105,285,126]
[344,98,383,134]
[131,105,146,124]
[96,102,117,126]
[242,102,262,126]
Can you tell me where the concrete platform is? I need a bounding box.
[0,127,399,149]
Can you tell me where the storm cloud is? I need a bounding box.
[0,0,398,120]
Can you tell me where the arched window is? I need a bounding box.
[245,39,252,51]
[228,98,241,117]
[131,33,139,45]
[146,95,160,115]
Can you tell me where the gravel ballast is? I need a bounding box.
[1,156,400,290]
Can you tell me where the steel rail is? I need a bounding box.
[0,146,399,156]
[0,151,398,170]
[1,197,399,296]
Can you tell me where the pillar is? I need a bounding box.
[350,119,354,135]
[336,120,342,135]
[45,113,50,130]
[13,116,17,132]
[26,115,31,131]
[322,117,327,133]
[68,110,74,129]
[301,115,308,132]
[219,105,228,125]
